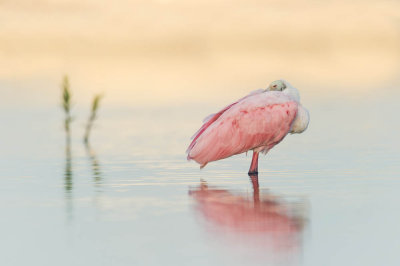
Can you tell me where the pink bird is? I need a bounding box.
[187,80,309,174]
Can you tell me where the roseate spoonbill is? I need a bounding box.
[187,80,309,174]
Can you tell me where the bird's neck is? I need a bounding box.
[284,86,300,102]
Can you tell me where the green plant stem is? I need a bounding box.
[84,95,102,144]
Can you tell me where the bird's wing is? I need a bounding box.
[187,89,265,153]
[187,92,298,165]
[201,89,266,124]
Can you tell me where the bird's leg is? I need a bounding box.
[248,151,259,175]
[249,173,260,207]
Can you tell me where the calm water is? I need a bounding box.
[1,85,400,266]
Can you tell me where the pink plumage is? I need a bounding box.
[187,88,300,173]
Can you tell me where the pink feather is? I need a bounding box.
[187,90,298,167]
[187,89,265,152]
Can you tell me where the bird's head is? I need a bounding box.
[267,80,287,91]
[267,79,301,102]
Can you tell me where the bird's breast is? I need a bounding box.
[290,105,309,134]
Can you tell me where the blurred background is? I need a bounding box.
[1,0,400,107]
[1,1,400,266]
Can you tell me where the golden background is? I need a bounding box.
[1,0,399,107]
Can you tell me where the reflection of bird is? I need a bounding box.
[189,175,307,250]
[187,80,309,174]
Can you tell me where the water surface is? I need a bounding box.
[1,87,400,265]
